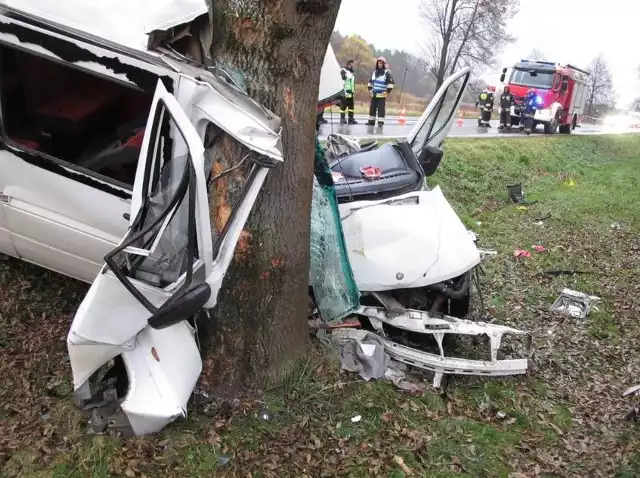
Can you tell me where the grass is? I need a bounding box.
[2,135,640,476]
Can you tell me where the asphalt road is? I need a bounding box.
[318,114,640,140]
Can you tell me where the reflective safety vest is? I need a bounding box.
[369,70,393,98]
[341,68,355,98]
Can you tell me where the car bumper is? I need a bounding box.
[351,306,532,388]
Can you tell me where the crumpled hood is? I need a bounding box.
[3,0,209,52]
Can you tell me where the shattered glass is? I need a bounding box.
[309,138,360,322]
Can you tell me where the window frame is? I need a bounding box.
[104,97,200,312]
[0,39,164,195]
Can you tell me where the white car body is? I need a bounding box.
[0,1,496,437]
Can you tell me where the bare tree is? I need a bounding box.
[526,48,547,61]
[586,54,615,117]
[420,0,519,89]
[157,0,342,399]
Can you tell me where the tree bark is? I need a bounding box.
[435,0,459,89]
[188,0,341,400]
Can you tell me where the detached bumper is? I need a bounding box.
[356,306,532,388]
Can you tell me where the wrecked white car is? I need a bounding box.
[0,0,291,437]
[0,1,529,437]
[309,68,532,389]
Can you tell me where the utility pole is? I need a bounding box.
[398,67,408,105]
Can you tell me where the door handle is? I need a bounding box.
[123,213,130,221]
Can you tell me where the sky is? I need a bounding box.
[334,0,640,107]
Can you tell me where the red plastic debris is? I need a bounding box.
[514,249,531,258]
[360,165,382,180]
[532,245,546,253]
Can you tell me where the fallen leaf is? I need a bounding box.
[393,455,413,475]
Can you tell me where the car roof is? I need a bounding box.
[0,0,208,52]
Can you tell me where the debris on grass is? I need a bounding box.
[338,331,388,381]
[507,182,537,205]
[532,245,546,253]
[350,415,361,423]
[393,455,413,475]
[550,288,601,319]
[514,249,531,258]
[540,270,590,277]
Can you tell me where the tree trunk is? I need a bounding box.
[189,0,341,400]
[435,0,458,89]
[448,0,479,76]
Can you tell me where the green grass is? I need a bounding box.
[3,134,640,477]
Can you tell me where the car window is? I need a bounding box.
[0,43,153,189]
[411,73,468,155]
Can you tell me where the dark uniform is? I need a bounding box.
[475,88,495,127]
[520,89,539,135]
[340,62,357,124]
[367,57,394,127]
[499,86,515,129]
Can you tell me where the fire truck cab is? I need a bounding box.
[500,60,590,134]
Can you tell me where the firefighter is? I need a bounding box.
[367,57,394,127]
[520,88,539,135]
[340,59,357,124]
[498,86,514,130]
[475,86,495,127]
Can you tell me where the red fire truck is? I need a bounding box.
[499,60,590,134]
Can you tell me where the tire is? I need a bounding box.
[510,115,520,126]
[559,124,571,134]
[544,118,558,134]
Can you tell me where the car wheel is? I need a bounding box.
[559,124,571,134]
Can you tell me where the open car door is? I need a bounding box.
[407,67,471,153]
[67,80,220,437]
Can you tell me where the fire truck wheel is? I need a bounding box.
[559,124,572,134]
[544,118,558,134]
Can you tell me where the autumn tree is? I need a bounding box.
[586,54,615,117]
[420,0,519,88]
[334,34,376,83]
[158,0,342,400]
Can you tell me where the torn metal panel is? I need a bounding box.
[2,0,208,52]
[0,14,176,92]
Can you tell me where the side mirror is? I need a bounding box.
[418,145,444,177]
[148,282,211,330]
[499,73,505,83]
[502,68,507,74]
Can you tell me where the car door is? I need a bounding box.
[406,67,471,153]
[0,198,18,258]
[66,80,224,436]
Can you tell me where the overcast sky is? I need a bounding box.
[334,0,640,107]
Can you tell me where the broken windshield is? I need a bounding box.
[509,69,554,89]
